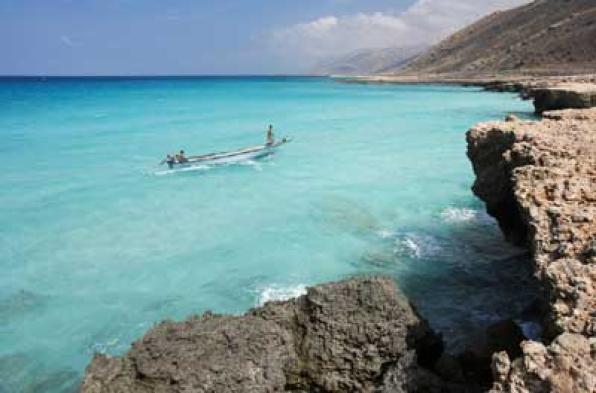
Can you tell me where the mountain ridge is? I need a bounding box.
[313,46,427,76]
[388,0,596,78]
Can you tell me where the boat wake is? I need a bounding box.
[152,157,269,176]
[153,164,212,176]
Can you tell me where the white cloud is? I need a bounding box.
[266,0,531,70]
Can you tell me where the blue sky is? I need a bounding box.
[0,0,528,75]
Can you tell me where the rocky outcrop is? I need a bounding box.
[490,333,595,393]
[467,108,596,392]
[530,83,596,113]
[80,277,449,393]
[473,78,596,114]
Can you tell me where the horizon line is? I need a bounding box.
[0,73,328,78]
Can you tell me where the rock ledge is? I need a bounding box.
[80,277,447,393]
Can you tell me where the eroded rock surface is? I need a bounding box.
[490,333,594,393]
[530,83,596,114]
[80,277,446,393]
[467,108,596,392]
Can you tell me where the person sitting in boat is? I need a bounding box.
[176,150,188,163]
[266,125,275,146]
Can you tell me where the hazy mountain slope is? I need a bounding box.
[314,46,426,76]
[397,0,596,77]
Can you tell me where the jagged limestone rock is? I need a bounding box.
[467,108,596,393]
[80,277,445,393]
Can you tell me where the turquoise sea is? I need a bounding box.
[0,77,538,392]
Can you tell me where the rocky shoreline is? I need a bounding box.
[334,74,596,115]
[467,108,595,392]
[80,82,595,392]
[80,277,452,392]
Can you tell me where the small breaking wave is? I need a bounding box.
[87,338,121,355]
[440,207,480,223]
[256,284,307,306]
[393,233,442,259]
[376,229,395,239]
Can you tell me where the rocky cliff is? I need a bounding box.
[474,78,596,113]
[530,83,596,113]
[396,0,596,78]
[80,277,450,393]
[467,108,596,392]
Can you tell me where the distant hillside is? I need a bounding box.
[313,46,425,76]
[397,0,596,77]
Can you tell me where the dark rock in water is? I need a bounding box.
[0,353,29,392]
[457,350,493,386]
[485,320,525,360]
[530,84,596,114]
[81,277,450,392]
[0,353,79,393]
[0,290,45,323]
[454,319,525,388]
[434,353,465,383]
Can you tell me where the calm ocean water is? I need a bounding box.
[0,77,538,392]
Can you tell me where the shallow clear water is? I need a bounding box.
[0,77,537,392]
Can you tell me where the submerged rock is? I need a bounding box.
[0,353,79,393]
[80,277,448,393]
[467,108,596,392]
[0,290,45,323]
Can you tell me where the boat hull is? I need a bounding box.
[167,139,290,169]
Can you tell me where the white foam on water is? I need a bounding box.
[256,284,307,307]
[394,233,442,259]
[440,207,494,224]
[239,160,263,171]
[153,164,212,176]
[376,229,395,239]
[88,338,120,355]
[152,155,271,176]
[440,207,479,223]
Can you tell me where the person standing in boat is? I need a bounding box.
[266,125,274,146]
[160,154,176,168]
[165,154,175,168]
